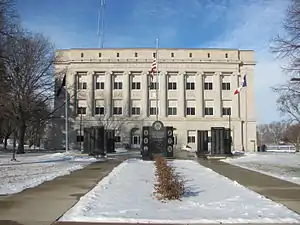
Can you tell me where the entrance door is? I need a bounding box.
[131,135,141,149]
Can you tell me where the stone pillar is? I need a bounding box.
[178,72,185,117]
[104,71,112,117]
[232,73,240,118]
[214,72,222,117]
[123,71,130,116]
[196,72,204,117]
[159,71,167,118]
[142,71,149,117]
[87,71,94,117]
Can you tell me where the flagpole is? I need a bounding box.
[155,37,159,121]
[65,86,69,152]
[245,86,248,151]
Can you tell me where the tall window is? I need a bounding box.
[113,82,123,89]
[168,82,177,90]
[95,81,104,90]
[204,82,213,90]
[132,82,141,90]
[204,107,213,115]
[186,82,195,90]
[222,82,230,90]
[222,107,231,116]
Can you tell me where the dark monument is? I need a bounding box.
[196,130,209,156]
[83,126,115,156]
[105,129,115,153]
[141,121,175,160]
[210,127,232,155]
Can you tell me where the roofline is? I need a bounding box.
[56,47,254,52]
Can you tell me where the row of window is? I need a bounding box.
[77,81,231,91]
[77,106,232,116]
[80,52,229,59]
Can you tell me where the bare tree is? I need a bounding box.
[2,29,58,155]
[257,121,288,145]
[283,123,300,152]
[272,0,300,73]
[273,81,300,123]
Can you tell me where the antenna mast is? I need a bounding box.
[97,0,106,48]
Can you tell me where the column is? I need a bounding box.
[214,72,222,117]
[232,73,239,118]
[142,71,149,117]
[196,72,204,117]
[159,71,167,117]
[104,71,112,117]
[123,71,130,116]
[87,71,94,117]
[72,71,78,117]
[178,72,185,117]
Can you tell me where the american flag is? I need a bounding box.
[150,57,157,82]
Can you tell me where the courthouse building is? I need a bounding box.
[51,48,257,153]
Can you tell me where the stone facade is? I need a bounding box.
[51,48,257,154]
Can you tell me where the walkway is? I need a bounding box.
[0,156,129,225]
[198,159,300,215]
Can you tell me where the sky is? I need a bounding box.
[15,0,291,124]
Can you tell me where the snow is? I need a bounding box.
[60,159,300,224]
[223,152,300,185]
[0,151,103,195]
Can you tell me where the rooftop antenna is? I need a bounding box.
[97,0,106,48]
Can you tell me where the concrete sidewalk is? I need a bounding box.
[0,157,128,225]
[198,159,300,215]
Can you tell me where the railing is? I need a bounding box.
[266,145,297,153]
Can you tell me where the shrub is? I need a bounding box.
[154,156,185,201]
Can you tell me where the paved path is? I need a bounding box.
[0,156,130,225]
[198,159,300,215]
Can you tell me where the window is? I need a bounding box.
[95,82,104,90]
[186,82,195,90]
[149,82,159,90]
[168,107,177,116]
[131,82,141,90]
[189,53,192,58]
[76,135,84,142]
[116,52,120,57]
[80,53,84,58]
[222,107,231,116]
[113,82,123,89]
[95,107,105,115]
[204,82,213,90]
[187,135,196,143]
[222,82,230,90]
[135,52,138,57]
[78,82,87,90]
[153,52,156,58]
[150,107,158,115]
[225,53,228,58]
[186,107,196,115]
[207,53,210,58]
[171,52,174,57]
[113,107,122,115]
[131,107,141,115]
[204,107,213,115]
[77,107,86,115]
[114,136,121,142]
[168,82,177,90]
[98,53,102,57]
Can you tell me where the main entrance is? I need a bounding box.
[131,135,140,148]
[131,128,141,149]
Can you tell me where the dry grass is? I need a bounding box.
[153,155,185,201]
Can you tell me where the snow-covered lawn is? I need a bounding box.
[60,159,300,224]
[0,151,103,195]
[223,153,300,185]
